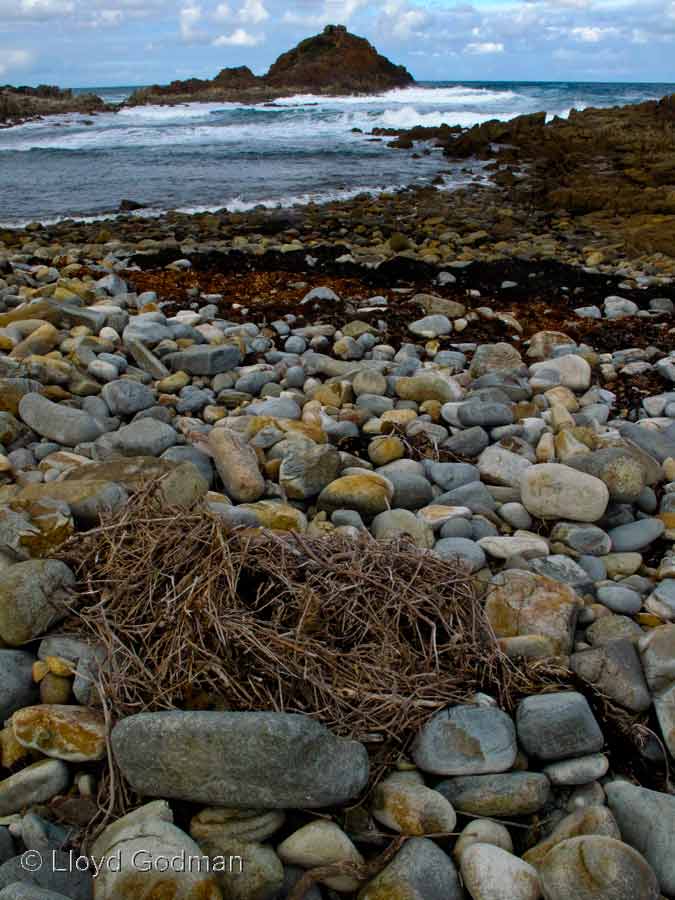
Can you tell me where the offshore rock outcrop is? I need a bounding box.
[0,84,106,127]
[127,24,414,106]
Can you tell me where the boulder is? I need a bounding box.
[516,692,604,761]
[0,560,74,646]
[18,394,103,447]
[112,711,369,809]
[521,463,609,522]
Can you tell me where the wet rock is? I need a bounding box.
[521,463,609,522]
[112,711,369,808]
[209,429,265,503]
[0,559,74,646]
[18,393,103,447]
[516,692,604,761]
[412,703,517,776]
[437,772,551,816]
[358,837,462,900]
[539,835,659,900]
[0,759,69,817]
[486,569,580,654]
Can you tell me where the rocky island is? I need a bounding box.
[126,24,415,106]
[0,84,106,127]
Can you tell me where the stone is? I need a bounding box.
[539,836,659,900]
[409,314,452,338]
[459,401,514,429]
[608,518,665,552]
[521,463,609,522]
[371,779,456,836]
[95,418,177,458]
[572,640,651,712]
[542,753,609,786]
[550,522,612,556]
[190,808,285,851]
[18,393,103,447]
[0,888,73,900]
[371,509,433,548]
[478,533,549,560]
[277,821,363,892]
[568,448,646,503]
[523,806,621,867]
[0,560,74,646]
[516,692,604,761]
[528,555,594,593]
[209,429,265,503]
[12,480,128,527]
[318,473,394,519]
[0,853,91,900]
[91,801,221,900]
[470,343,523,378]
[279,444,341,499]
[101,379,154,416]
[112,711,368,808]
[486,569,580,654]
[412,703,517,776]
[437,772,550,817]
[477,445,531,487]
[12,705,106,762]
[427,462,479,492]
[0,759,69,816]
[606,780,675,896]
[238,500,307,532]
[530,354,592,391]
[433,537,486,573]
[358,837,462,900]
[460,844,540,900]
[164,344,242,375]
[639,624,675,692]
[0,378,43,416]
[0,651,38,721]
[395,373,461,404]
[596,585,642,614]
[452,819,513,862]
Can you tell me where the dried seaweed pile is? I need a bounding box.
[61,492,566,752]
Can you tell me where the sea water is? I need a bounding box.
[1,80,673,225]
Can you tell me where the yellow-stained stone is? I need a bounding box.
[602,552,643,579]
[420,400,442,421]
[636,613,664,628]
[0,727,29,769]
[0,337,14,352]
[313,382,352,408]
[368,436,405,466]
[318,473,394,519]
[32,660,50,683]
[45,655,75,677]
[238,500,307,532]
[12,705,106,762]
[381,409,418,427]
[545,386,579,412]
[157,371,191,393]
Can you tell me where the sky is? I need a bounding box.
[1,0,675,87]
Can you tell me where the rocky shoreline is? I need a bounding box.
[0,86,106,129]
[0,193,675,899]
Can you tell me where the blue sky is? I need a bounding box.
[2,0,675,87]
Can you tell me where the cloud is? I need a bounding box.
[212,26,263,45]
[179,3,204,41]
[465,41,504,54]
[571,25,617,42]
[0,0,74,18]
[239,0,268,24]
[0,49,34,77]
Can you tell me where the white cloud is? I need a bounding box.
[238,0,268,24]
[0,0,74,18]
[179,2,203,41]
[571,25,617,42]
[0,49,34,77]
[212,27,262,45]
[213,1,231,22]
[465,41,504,54]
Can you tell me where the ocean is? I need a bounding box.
[1,80,673,227]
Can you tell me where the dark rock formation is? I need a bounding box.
[265,24,413,92]
[127,25,414,106]
[0,85,106,127]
